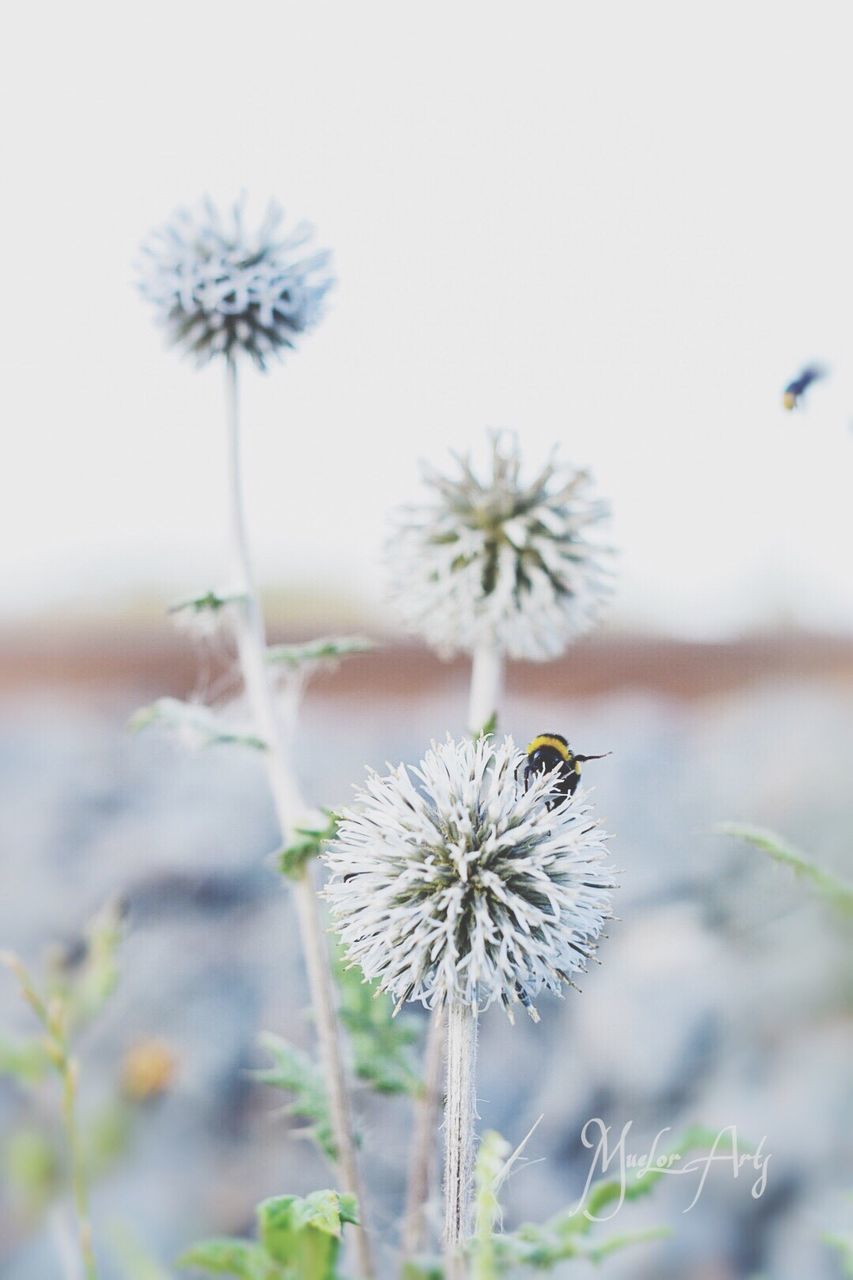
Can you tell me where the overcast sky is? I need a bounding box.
[3,1,853,637]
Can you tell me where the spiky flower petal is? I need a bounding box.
[388,432,612,660]
[324,736,615,1018]
[137,196,333,369]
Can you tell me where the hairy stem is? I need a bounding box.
[401,1006,446,1260]
[224,357,373,1279]
[443,1000,478,1279]
[402,641,503,1262]
[468,642,504,735]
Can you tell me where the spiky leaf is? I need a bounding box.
[252,1034,336,1160]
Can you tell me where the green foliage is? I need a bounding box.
[252,1033,336,1161]
[178,1238,276,1279]
[168,590,247,617]
[401,1263,444,1280]
[3,1127,59,1212]
[719,823,853,917]
[85,1101,133,1178]
[825,1230,853,1277]
[109,1225,174,1280]
[333,949,422,1097]
[277,813,338,881]
[66,900,123,1025]
[129,698,267,752]
[468,1126,737,1274]
[476,712,498,739]
[178,1191,358,1280]
[265,636,374,669]
[0,1036,50,1084]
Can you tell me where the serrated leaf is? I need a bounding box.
[480,1127,730,1273]
[257,1191,356,1279]
[129,698,267,752]
[277,813,338,882]
[265,636,374,669]
[333,949,421,1097]
[719,823,853,916]
[253,1033,336,1161]
[177,1238,278,1279]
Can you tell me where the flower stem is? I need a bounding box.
[443,1000,478,1278]
[401,1005,445,1261]
[224,357,373,1279]
[468,642,504,736]
[402,642,503,1263]
[61,1054,97,1280]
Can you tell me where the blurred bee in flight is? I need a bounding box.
[522,733,610,807]
[783,364,826,411]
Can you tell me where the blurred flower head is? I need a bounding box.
[324,735,615,1018]
[121,1038,177,1102]
[388,431,613,660]
[137,196,333,369]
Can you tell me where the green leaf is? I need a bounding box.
[825,1230,853,1278]
[129,698,267,752]
[252,1033,336,1161]
[109,1224,174,1280]
[472,1131,511,1280]
[277,813,338,882]
[401,1263,444,1280]
[84,1101,133,1178]
[481,1127,731,1273]
[475,712,498,740]
[67,899,123,1026]
[168,590,247,617]
[257,1191,357,1279]
[3,1127,59,1209]
[333,948,421,1097]
[265,636,374,669]
[0,1037,51,1084]
[718,823,853,917]
[178,1238,277,1279]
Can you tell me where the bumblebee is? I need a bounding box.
[783,364,826,410]
[523,733,610,805]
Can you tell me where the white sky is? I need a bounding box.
[2,1,853,637]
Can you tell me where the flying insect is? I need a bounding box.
[783,364,826,411]
[523,733,610,806]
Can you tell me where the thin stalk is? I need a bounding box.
[61,1054,97,1280]
[401,639,504,1264]
[224,357,373,1279]
[400,1006,445,1260]
[443,1000,478,1279]
[467,642,504,736]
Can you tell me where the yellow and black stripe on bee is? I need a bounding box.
[522,733,610,807]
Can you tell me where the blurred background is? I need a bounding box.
[1,2,852,1278]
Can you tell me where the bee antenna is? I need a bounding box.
[575,751,613,762]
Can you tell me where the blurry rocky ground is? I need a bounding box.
[1,626,851,1280]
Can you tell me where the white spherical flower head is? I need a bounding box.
[137,196,333,369]
[389,432,613,660]
[324,736,615,1019]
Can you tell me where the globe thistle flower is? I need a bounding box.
[388,432,613,660]
[137,196,333,369]
[324,735,615,1019]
